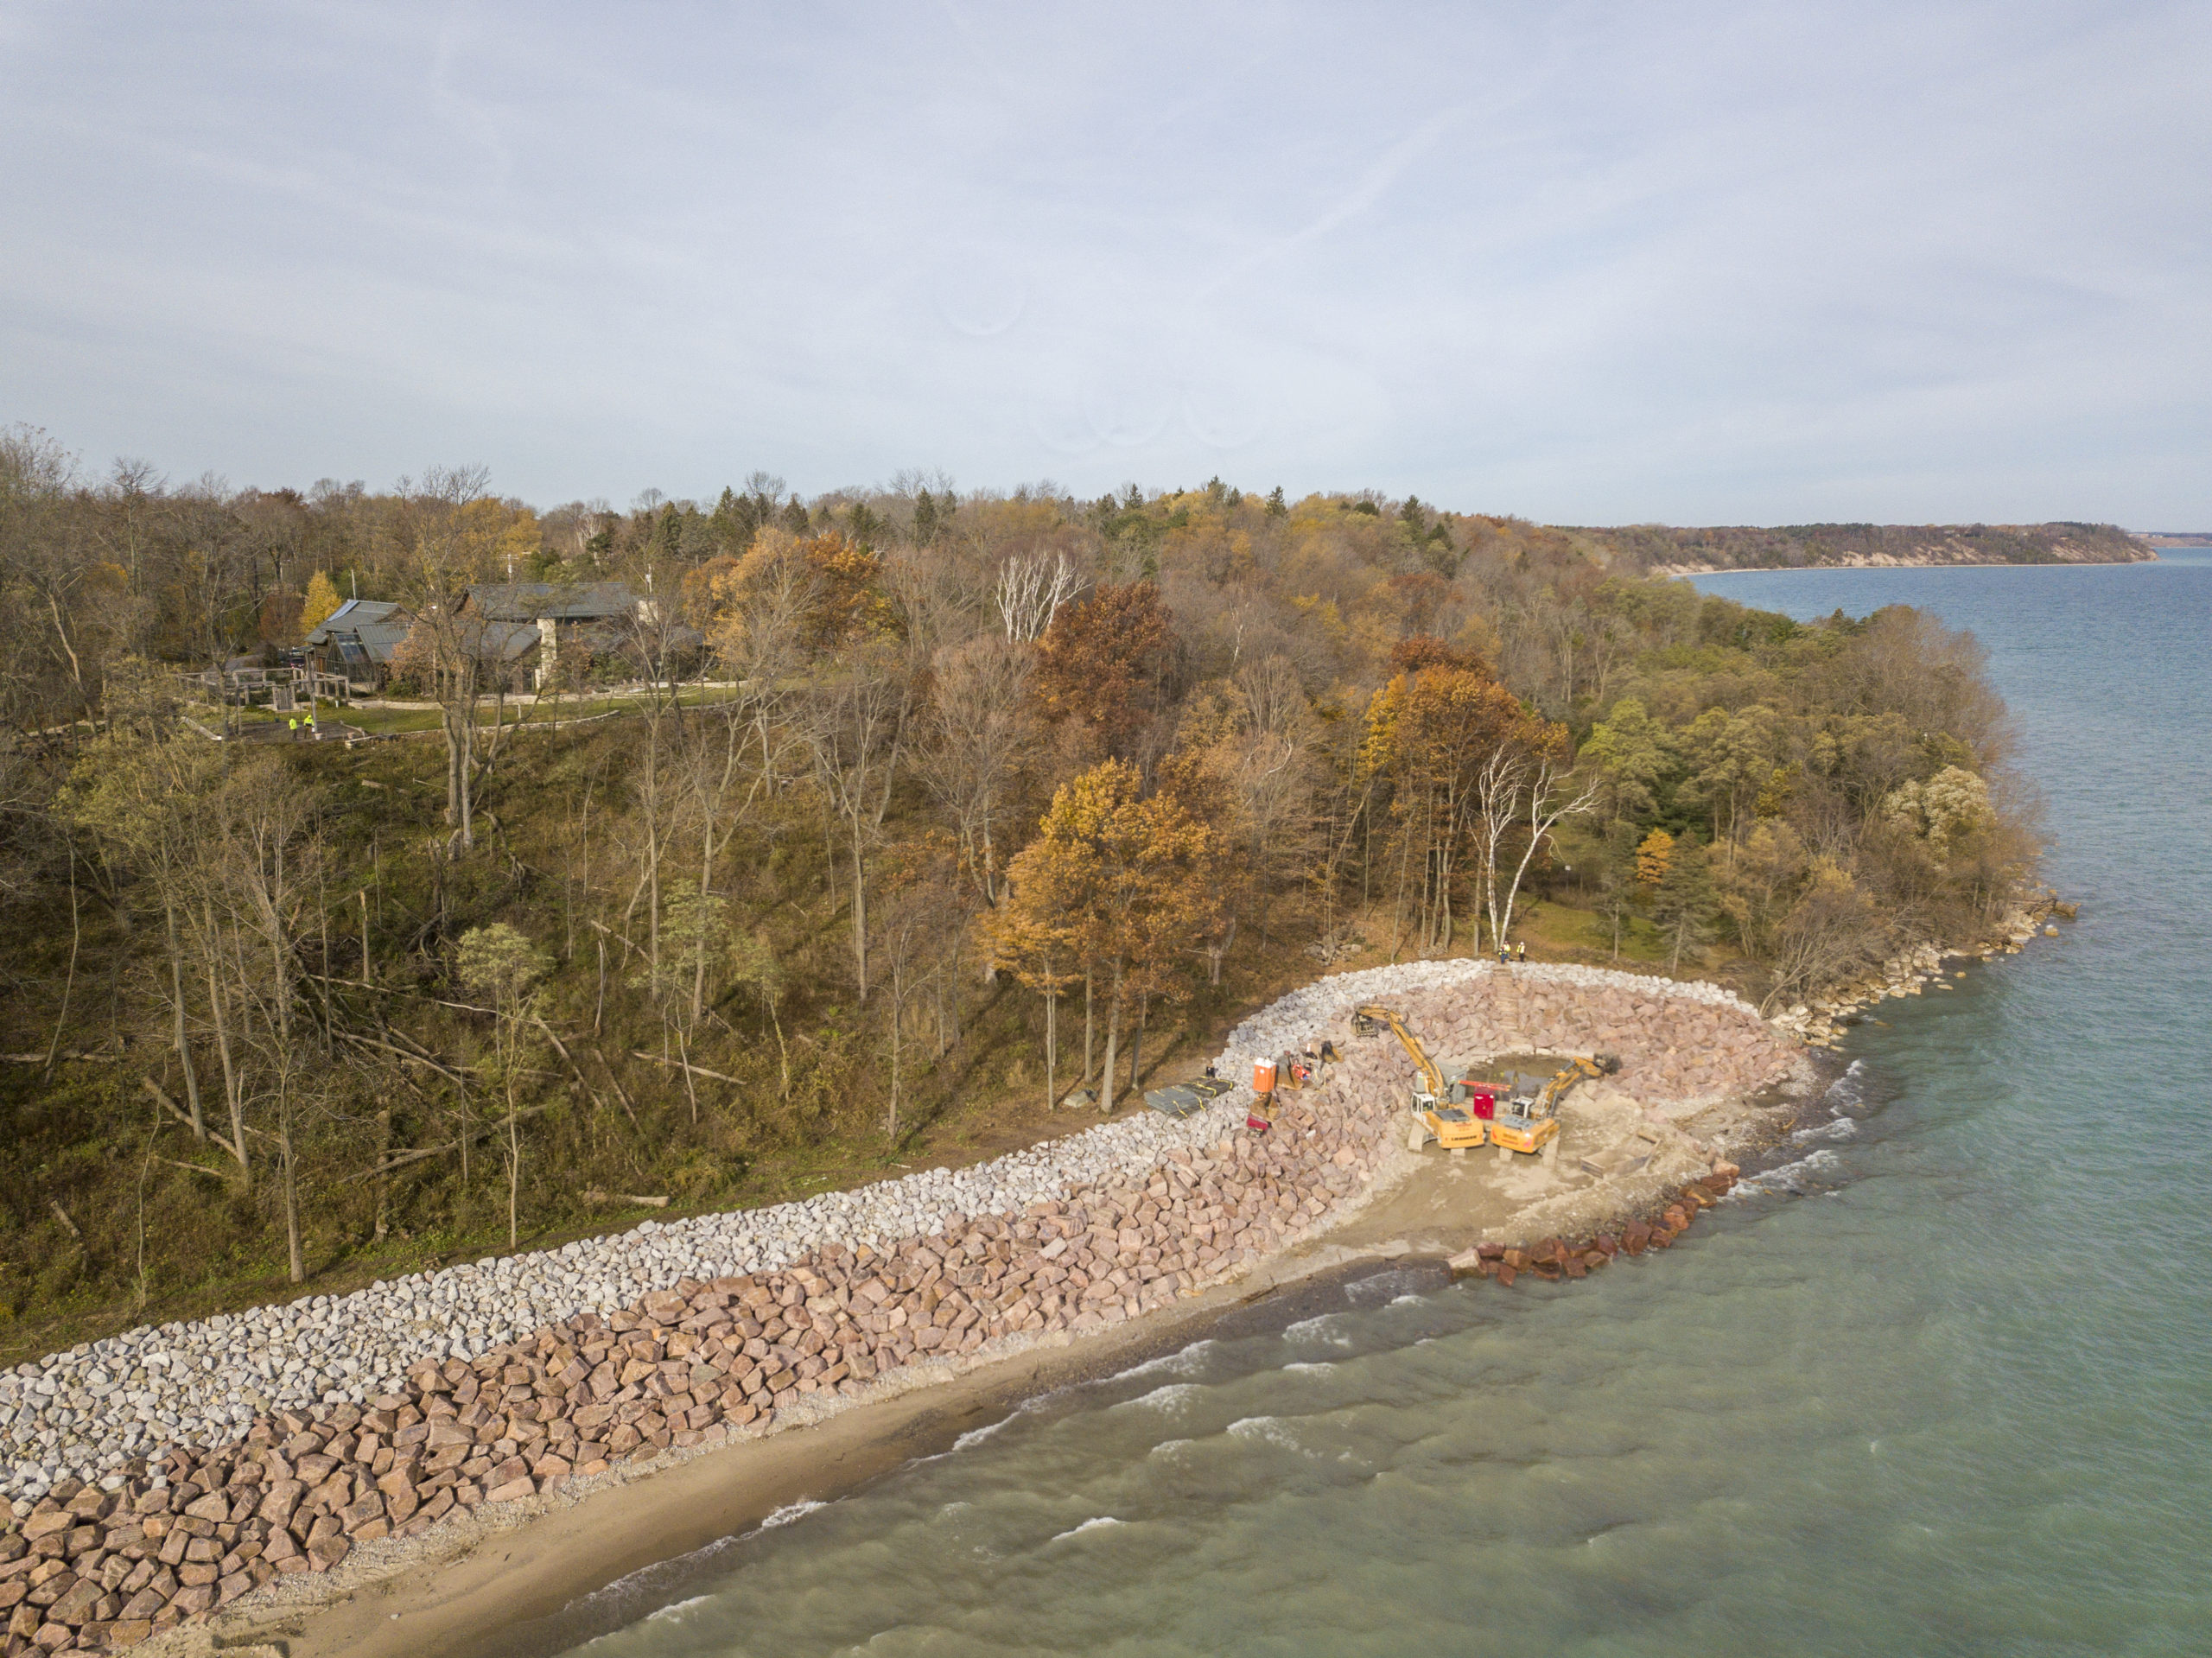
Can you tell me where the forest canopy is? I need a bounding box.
[0,428,2043,1344]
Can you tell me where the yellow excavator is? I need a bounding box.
[1486,1052,1621,1154]
[1354,1005,1489,1152]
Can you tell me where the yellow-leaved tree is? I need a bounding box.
[991,758,1220,1112]
[301,570,343,635]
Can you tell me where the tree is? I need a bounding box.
[990,759,1218,1112]
[993,549,1084,642]
[386,466,537,849]
[301,569,343,633]
[1681,703,1786,854]
[1636,829,1675,889]
[1649,837,1718,973]
[644,881,732,1122]
[1884,765,1994,862]
[1472,726,1599,954]
[1592,820,1640,960]
[1166,656,1318,981]
[1581,696,1677,823]
[915,633,1035,905]
[872,861,962,1140]
[1358,663,1541,955]
[1033,581,1177,759]
[801,645,910,1001]
[457,922,551,1248]
[62,661,229,1155]
[202,754,327,1278]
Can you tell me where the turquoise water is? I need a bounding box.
[550,555,2212,1656]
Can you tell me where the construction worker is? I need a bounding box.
[307,702,319,740]
[287,715,300,740]
[1516,940,1528,963]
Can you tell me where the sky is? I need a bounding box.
[3,1,2209,526]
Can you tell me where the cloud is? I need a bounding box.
[0,0,2207,524]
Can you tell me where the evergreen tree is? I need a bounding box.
[1650,837,1718,972]
[1593,820,1641,960]
[650,502,683,562]
[709,485,760,552]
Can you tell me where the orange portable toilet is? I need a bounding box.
[1251,1058,1278,1094]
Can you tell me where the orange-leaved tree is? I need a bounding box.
[1359,660,1525,956]
[1361,657,1595,955]
[1032,581,1176,759]
[991,758,1219,1113]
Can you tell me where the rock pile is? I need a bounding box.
[1447,1165,1740,1283]
[1224,961,1792,1109]
[0,959,1785,1652]
[0,1098,1386,1653]
[0,1109,1253,1496]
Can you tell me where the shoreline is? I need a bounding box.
[245,1144,1803,1658]
[233,1237,1427,1658]
[0,961,1836,1655]
[1656,552,2160,578]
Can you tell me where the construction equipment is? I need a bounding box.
[1487,1052,1621,1154]
[1355,1004,1488,1152]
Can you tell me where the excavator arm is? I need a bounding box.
[1533,1052,1622,1119]
[1355,1004,1444,1101]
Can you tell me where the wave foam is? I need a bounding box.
[1109,1338,1216,1383]
[1732,1147,1847,1197]
[760,1499,827,1530]
[1282,1315,1353,1349]
[1050,1516,1125,1542]
[1116,1382,1206,1415]
[1227,1415,1320,1458]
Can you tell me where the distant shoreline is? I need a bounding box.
[1662,552,2167,578]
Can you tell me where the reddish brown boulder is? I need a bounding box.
[170,1582,218,1614]
[44,1579,99,1627]
[307,1534,350,1572]
[1495,1263,1517,1287]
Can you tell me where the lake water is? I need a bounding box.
[556,553,2212,1656]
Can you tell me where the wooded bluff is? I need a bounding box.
[0,432,2048,1359]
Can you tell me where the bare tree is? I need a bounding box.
[994,549,1085,642]
[801,645,909,1001]
[873,870,957,1140]
[915,633,1035,905]
[1474,744,1601,952]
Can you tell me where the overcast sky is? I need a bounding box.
[3,2,2208,524]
